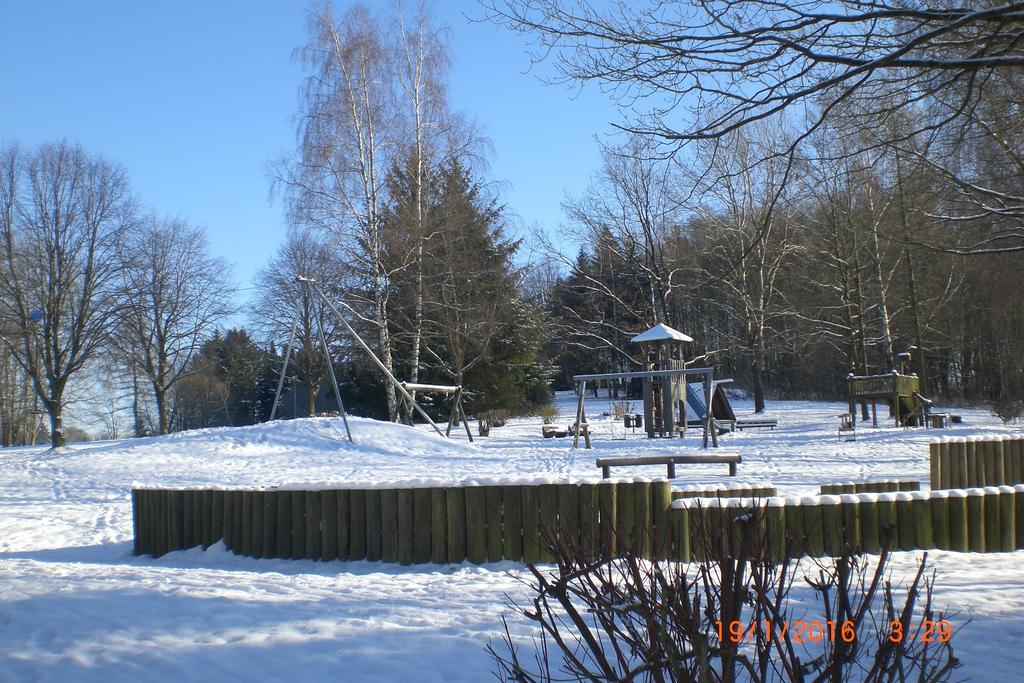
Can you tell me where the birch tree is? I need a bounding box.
[289,3,402,420]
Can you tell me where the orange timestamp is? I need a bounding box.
[714,618,953,645]
[888,619,952,643]
[715,619,859,644]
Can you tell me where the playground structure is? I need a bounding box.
[269,277,468,443]
[846,371,936,428]
[572,367,721,449]
[571,323,740,449]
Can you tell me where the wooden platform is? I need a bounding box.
[596,454,741,479]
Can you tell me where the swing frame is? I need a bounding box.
[269,277,462,443]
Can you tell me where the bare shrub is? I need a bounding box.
[491,512,960,681]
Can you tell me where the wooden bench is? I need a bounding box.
[927,412,951,428]
[735,419,778,431]
[596,454,741,479]
[541,424,569,438]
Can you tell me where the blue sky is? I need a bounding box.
[1,1,625,308]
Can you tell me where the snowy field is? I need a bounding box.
[2,393,1024,681]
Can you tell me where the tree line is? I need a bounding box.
[0,2,551,447]
[496,0,1024,419]
[4,0,1021,447]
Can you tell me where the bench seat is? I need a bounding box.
[735,419,778,431]
[596,454,741,479]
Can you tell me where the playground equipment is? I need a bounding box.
[269,277,469,443]
[846,371,934,428]
[571,323,728,449]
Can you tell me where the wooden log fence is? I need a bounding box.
[668,485,1024,562]
[133,435,1024,566]
[931,435,1024,489]
[133,479,678,564]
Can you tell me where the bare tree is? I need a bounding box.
[287,2,403,420]
[487,1,1024,144]
[487,0,1024,254]
[251,228,345,417]
[0,141,134,447]
[116,215,234,434]
[687,124,799,412]
[391,1,452,393]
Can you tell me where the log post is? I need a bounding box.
[983,486,1001,551]
[651,481,673,560]
[859,494,880,553]
[597,481,617,557]
[445,487,467,563]
[537,484,558,562]
[895,493,916,551]
[412,488,431,564]
[784,498,805,559]
[557,483,580,554]
[396,488,414,566]
[521,485,540,564]
[321,490,337,561]
[380,488,398,563]
[501,485,523,561]
[930,491,950,550]
[617,482,638,556]
[290,491,305,559]
[577,483,599,561]
[634,480,653,559]
[365,489,383,562]
[430,488,447,564]
[465,485,487,564]
[966,488,986,552]
[336,490,350,560]
[272,490,290,559]
[947,490,969,552]
[876,493,898,551]
[485,486,503,563]
[911,491,933,550]
[349,489,367,561]
[998,486,1016,552]
[250,491,264,558]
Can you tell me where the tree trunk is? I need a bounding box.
[154,385,169,435]
[132,362,146,438]
[307,382,318,417]
[48,399,65,448]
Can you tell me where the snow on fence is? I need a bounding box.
[819,480,920,495]
[669,487,1024,562]
[672,484,777,500]
[131,479,678,564]
[930,435,1024,489]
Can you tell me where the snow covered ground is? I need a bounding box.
[2,394,1023,681]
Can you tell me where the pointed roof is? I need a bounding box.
[630,323,694,344]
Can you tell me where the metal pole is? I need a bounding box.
[305,280,353,443]
[269,295,302,422]
[307,279,445,438]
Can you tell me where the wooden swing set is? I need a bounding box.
[268,277,472,443]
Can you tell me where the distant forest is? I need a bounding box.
[1,1,1022,446]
